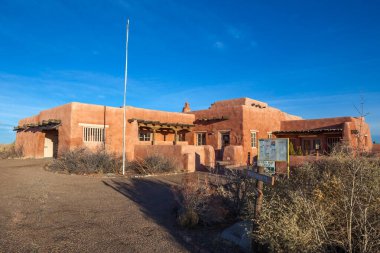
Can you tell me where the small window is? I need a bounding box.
[139,131,152,141]
[83,127,104,142]
[251,131,257,148]
[196,132,206,145]
[267,132,273,139]
[178,132,186,142]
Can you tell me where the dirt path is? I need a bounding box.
[0,159,192,253]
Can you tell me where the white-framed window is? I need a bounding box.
[196,132,206,146]
[139,131,152,141]
[251,131,257,148]
[267,132,273,139]
[83,127,105,142]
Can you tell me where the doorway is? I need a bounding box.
[44,130,58,158]
[216,131,230,160]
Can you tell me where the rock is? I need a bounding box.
[220,220,252,253]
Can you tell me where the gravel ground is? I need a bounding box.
[0,159,204,253]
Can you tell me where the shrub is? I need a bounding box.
[0,143,23,159]
[254,150,380,253]
[127,154,181,174]
[296,146,303,155]
[49,147,122,174]
[289,141,296,155]
[173,171,257,228]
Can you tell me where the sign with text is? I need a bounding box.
[257,160,275,175]
[258,138,288,162]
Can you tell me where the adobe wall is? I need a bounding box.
[134,144,215,172]
[16,102,196,159]
[280,117,373,151]
[280,117,356,131]
[189,105,244,147]
[373,144,380,155]
[188,98,301,165]
[223,145,244,165]
[16,103,72,158]
[69,103,195,160]
[242,104,301,163]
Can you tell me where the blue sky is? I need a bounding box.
[0,0,379,143]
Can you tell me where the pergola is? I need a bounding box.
[13,119,61,132]
[273,128,343,136]
[128,118,194,144]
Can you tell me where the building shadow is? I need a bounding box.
[102,178,198,252]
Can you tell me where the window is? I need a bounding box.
[83,127,104,142]
[327,137,341,152]
[267,132,273,139]
[313,139,321,150]
[251,131,257,148]
[139,131,152,141]
[178,132,186,142]
[196,132,206,145]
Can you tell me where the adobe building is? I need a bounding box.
[14,97,373,171]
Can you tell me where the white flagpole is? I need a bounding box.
[122,19,130,176]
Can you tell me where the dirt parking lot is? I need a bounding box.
[0,159,229,253]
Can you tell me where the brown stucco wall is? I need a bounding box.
[16,103,72,158]
[279,117,373,151]
[16,102,195,161]
[189,97,301,165]
[241,103,301,163]
[134,144,215,171]
[15,98,374,169]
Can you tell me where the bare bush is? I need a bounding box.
[127,154,181,175]
[0,143,23,159]
[49,147,122,174]
[254,150,380,253]
[173,171,257,228]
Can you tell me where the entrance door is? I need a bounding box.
[216,132,230,160]
[44,137,53,158]
[44,130,58,158]
[221,132,230,147]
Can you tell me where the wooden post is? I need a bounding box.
[173,129,178,145]
[152,128,156,145]
[254,166,264,218]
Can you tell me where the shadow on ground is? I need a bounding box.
[102,178,200,252]
[102,176,244,253]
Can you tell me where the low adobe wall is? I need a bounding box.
[289,155,318,167]
[223,145,244,166]
[134,144,215,172]
[372,144,380,152]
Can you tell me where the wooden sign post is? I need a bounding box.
[246,166,275,218]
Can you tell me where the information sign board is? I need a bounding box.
[258,138,288,162]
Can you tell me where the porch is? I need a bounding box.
[128,118,194,145]
[273,127,344,155]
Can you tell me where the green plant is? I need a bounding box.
[296,146,303,156]
[289,141,296,155]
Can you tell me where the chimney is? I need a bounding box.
[182,102,191,113]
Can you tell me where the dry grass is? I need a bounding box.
[127,154,182,175]
[0,143,23,159]
[173,171,256,228]
[255,150,380,253]
[48,147,122,174]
